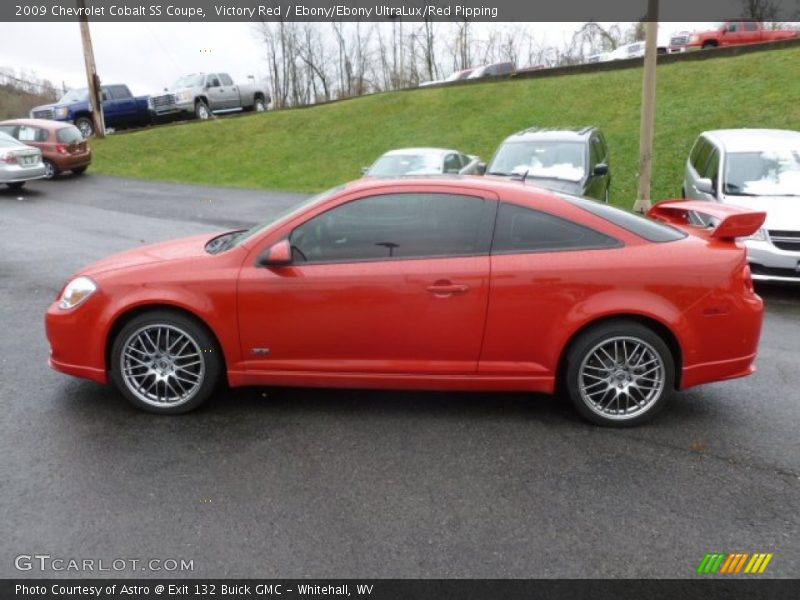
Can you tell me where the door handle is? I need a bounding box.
[426,282,470,295]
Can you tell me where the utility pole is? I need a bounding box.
[633,0,659,214]
[77,0,104,138]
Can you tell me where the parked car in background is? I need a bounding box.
[682,129,800,283]
[669,21,798,52]
[149,73,270,121]
[45,176,765,426]
[0,119,91,180]
[486,127,611,202]
[362,148,485,177]
[419,68,476,87]
[467,62,515,79]
[0,131,46,189]
[30,84,150,138]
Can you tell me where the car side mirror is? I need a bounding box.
[361,166,370,175]
[476,161,487,175]
[696,177,715,195]
[259,240,292,267]
[593,163,609,176]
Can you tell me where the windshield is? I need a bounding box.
[222,186,346,251]
[724,150,800,197]
[57,88,89,104]
[489,141,586,181]
[367,153,443,176]
[171,74,205,89]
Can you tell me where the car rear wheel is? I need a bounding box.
[43,160,58,180]
[75,117,94,138]
[72,166,88,175]
[564,321,674,427]
[110,311,222,414]
[195,100,210,120]
[254,97,266,112]
[6,181,25,190]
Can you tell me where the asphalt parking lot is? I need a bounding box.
[1,174,798,578]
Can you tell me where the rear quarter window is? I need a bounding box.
[57,126,83,144]
[562,195,687,242]
[493,202,620,253]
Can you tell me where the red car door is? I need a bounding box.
[237,189,497,375]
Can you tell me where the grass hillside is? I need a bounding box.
[93,47,800,208]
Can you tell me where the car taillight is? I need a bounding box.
[56,143,69,155]
[0,152,17,164]
[742,264,754,294]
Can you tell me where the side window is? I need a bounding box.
[701,147,720,182]
[219,73,233,86]
[206,75,220,88]
[589,137,603,168]
[744,22,758,32]
[692,138,711,172]
[443,154,462,173]
[726,22,740,32]
[0,125,16,137]
[17,126,46,142]
[289,193,493,263]
[109,85,130,99]
[493,202,619,254]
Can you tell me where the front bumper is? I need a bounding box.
[45,299,109,384]
[149,99,195,117]
[746,239,800,282]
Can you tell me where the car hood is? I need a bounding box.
[79,233,220,277]
[722,196,800,231]
[31,103,57,112]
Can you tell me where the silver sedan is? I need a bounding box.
[0,132,46,190]
[362,147,485,177]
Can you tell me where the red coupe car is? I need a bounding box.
[45,178,765,426]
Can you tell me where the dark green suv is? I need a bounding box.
[487,126,612,202]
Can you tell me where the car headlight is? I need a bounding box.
[739,228,769,243]
[177,91,192,102]
[54,106,69,118]
[58,276,98,310]
[690,34,700,43]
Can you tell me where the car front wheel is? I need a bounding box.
[110,310,222,414]
[75,117,94,137]
[564,320,674,427]
[43,160,58,180]
[195,100,210,120]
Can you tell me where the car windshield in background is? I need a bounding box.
[368,154,443,176]
[56,126,83,144]
[724,150,800,197]
[57,88,89,104]
[171,74,204,89]
[0,131,24,147]
[489,141,586,181]
[219,185,346,251]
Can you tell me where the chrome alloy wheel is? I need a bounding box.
[119,324,205,408]
[577,336,665,421]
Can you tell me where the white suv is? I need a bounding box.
[683,129,800,282]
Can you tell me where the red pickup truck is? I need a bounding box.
[669,21,797,52]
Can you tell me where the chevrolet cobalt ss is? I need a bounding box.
[46,178,765,426]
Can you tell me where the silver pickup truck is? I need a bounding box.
[148,72,270,120]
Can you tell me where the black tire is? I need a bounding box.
[254,96,266,112]
[43,160,59,180]
[563,320,675,427]
[6,181,25,190]
[194,99,211,120]
[72,166,88,175]
[75,116,94,138]
[110,310,222,414]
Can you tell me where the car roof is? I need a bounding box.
[336,174,565,199]
[702,129,800,152]
[0,118,76,130]
[501,126,599,143]
[381,147,463,158]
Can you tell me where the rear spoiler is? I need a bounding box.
[648,200,766,240]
